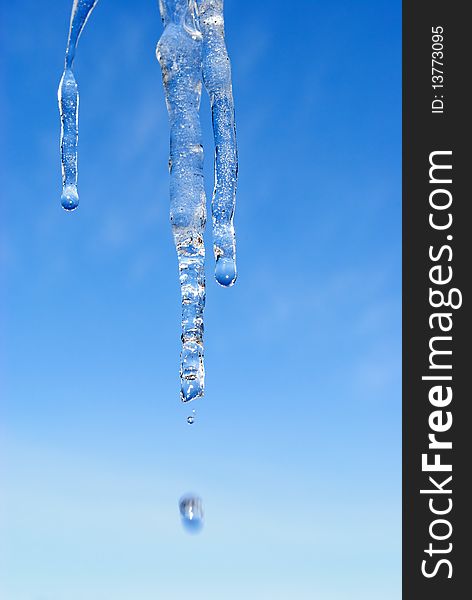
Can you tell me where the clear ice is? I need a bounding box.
[57,0,238,404]
[58,0,99,211]
[199,0,238,288]
[157,0,238,403]
[179,494,204,533]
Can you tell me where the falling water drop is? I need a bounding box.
[179,494,204,533]
[187,410,196,425]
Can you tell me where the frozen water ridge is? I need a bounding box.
[58,0,238,403]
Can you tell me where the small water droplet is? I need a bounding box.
[215,256,237,287]
[187,414,195,424]
[61,185,79,211]
[179,494,203,533]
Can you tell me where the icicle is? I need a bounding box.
[58,0,99,211]
[157,0,206,402]
[198,0,238,287]
[156,0,238,402]
[56,0,238,401]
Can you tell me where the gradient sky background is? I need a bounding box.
[0,1,401,598]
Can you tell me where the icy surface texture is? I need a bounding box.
[157,0,238,402]
[56,0,238,402]
[199,0,238,287]
[58,0,99,211]
[157,0,207,402]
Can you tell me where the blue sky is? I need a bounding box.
[0,1,401,598]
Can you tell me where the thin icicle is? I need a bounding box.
[198,0,238,287]
[58,0,99,211]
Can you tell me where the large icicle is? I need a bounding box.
[198,0,238,287]
[157,0,207,402]
[58,0,99,211]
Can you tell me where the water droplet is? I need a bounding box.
[187,415,195,424]
[179,494,203,533]
[61,185,79,211]
[215,256,237,287]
